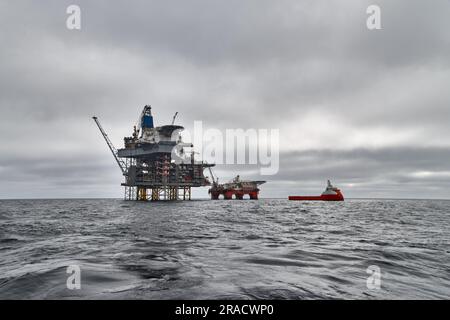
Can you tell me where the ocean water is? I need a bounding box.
[0,198,449,300]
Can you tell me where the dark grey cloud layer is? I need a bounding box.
[1,0,450,199]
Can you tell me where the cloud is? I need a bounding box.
[0,0,450,199]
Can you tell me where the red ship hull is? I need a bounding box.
[289,191,344,201]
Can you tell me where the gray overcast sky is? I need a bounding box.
[1,0,450,199]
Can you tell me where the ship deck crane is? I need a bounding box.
[92,116,127,175]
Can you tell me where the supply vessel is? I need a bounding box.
[289,180,344,201]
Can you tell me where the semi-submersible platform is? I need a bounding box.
[93,105,214,201]
[93,105,266,201]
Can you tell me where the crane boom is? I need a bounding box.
[92,116,127,175]
[171,112,178,125]
[208,166,217,186]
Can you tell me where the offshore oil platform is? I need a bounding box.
[93,105,213,201]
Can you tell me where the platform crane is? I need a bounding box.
[171,112,178,125]
[208,166,219,187]
[92,116,127,175]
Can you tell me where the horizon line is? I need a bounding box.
[1,197,449,201]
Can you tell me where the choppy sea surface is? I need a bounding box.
[0,199,449,299]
